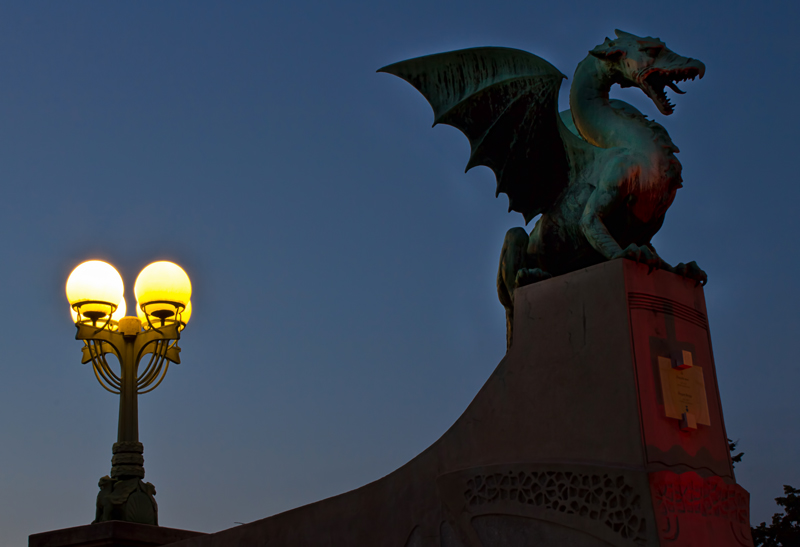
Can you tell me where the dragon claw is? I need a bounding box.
[672,261,707,286]
[614,244,662,272]
[514,268,553,289]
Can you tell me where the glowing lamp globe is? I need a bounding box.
[134,261,192,323]
[66,261,124,321]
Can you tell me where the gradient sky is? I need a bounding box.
[1,1,798,544]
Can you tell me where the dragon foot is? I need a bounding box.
[514,268,552,289]
[671,261,708,286]
[613,244,663,272]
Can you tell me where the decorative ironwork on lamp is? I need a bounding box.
[65,260,192,526]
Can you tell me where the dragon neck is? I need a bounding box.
[569,56,674,152]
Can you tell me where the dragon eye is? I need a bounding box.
[645,47,662,57]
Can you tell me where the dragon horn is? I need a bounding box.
[590,37,626,59]
[614,29,639,39]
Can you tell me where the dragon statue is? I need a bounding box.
[380,30,707,347]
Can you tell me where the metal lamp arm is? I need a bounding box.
[75,324,123,348]
[136,340,163,387]
[80,337,122,393]
[138,360,170,394]
[133,324,180,357]
[87,340,122,393]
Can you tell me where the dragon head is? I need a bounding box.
[590,30,705,115]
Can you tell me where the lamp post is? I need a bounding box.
[65,260,192,526]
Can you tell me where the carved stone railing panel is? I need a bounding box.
[437,463,658,547]
[465,470,647,542]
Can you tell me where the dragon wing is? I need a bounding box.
[380,47,587,223]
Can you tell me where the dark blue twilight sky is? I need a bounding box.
[0,1,797,544]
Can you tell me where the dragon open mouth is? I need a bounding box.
[641,66,703,115]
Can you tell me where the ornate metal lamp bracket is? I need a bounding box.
[76,323,181,395]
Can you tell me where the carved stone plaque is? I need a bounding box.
[657,357,710,426]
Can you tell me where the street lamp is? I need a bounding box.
[65,260,192,526]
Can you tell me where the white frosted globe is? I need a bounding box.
[134,261,192,323]
[66,260,124,320]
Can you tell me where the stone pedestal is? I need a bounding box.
[105,260,756,546]
[28,521,205,547]
[94,442,158,526]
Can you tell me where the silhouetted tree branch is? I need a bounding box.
[728,438,744,468]
[752,485,800,546]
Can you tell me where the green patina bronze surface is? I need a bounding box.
[380,30,707,347]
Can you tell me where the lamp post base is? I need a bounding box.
[93,442,158,525]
